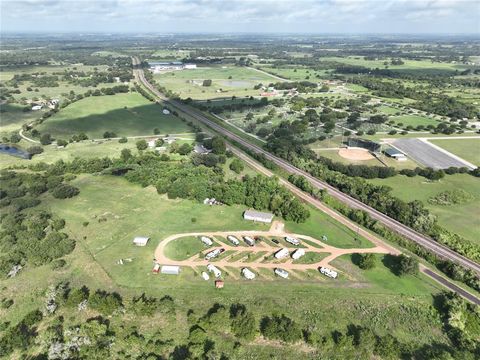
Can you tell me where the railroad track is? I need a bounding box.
[132,57,480,278]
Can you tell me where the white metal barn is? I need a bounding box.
[161,265,181,275]
[243,210,274,223]
[274,248,289,259]
[133,236,150,246]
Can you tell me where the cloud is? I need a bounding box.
[1,0,479,33]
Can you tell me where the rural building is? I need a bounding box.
[161,265,181,275]
[152,263,160,273]
[149,61,197,73]
[243,210,274,223]
[385,148,407,161]
[194,144,211,154]
[215,279,224,288]
[31,105,43,111]
[133,236,150,246]
[162,108,170,115]
[184,63,197,69]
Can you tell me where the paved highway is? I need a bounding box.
[133,57,480,277]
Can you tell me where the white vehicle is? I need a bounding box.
[285,236,300,246]
[207,264,222,278]
[274,268,289,279]
[205,248,224,261]
[291,248,305,260]
[227,235,240,246]
[319,267,338,279]
[201,271,210,281]
[241,267,256,280]
[200,236,213,246]
[274,248,289,259]
[243,236,255,247]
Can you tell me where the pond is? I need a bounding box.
[0,144,31,159]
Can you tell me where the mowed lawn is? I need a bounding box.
[391,114,439,127]
[36,92,191,138]
[430,138,480,166]
[369,174,480,244]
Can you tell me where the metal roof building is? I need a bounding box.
[133,236,150,246]
[243,210,274,223]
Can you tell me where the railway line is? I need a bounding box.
[132,57,480,280]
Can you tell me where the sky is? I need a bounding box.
[1,0,479,34]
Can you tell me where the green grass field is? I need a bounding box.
[0,102,42,135]
[164,236,207,260]
[153,65,276,100]
[391,114,439,127]
[430,138,480,166]
[369,174,480,244]
[35,92,192,138]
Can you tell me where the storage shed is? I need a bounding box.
[215,279,224,288]
[133,236,150,246]
[161,265,181,275]
[243,210,274,223]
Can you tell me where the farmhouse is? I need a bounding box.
[149,61,197,73]
[385,148,407,161]
[194,144,211,154]
[243,209,274,223]
[133,236,149,246]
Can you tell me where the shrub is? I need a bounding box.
[51,184,80,199]
[229,158,245,174]
[260,314,302,343]
[136,139,148,150]
[118,137,128,143]
[40,133,52,145]
[356,253,377,270]
[27,146,44,155]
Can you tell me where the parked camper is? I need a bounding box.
[274,268,289,279]
[227,235,240,246]
[207,264,222,278]
[200,236,213,246]
[161,265,180,275]
[152,263,160,273]
[205,248,225,260]
[285,236,300,246]
[201,271,210,281]
[241,267,256,280]
[291,248,305,260]
[274,248,289,259]
[319,267,338,279]
[243,236,255,247]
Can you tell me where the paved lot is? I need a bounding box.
[392,138,470,169]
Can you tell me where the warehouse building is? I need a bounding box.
[384,148,407,161]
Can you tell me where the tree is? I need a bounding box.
[155,138,164,147]
[121,148,132,162]
[229,158,244,174]
[260,314,302,343]
[210,136,226,154]
[177,143,193,155]
[396,254,419,276]
[136,139,148,150]
[103,131,117,139]
[118,137,128,143]
[9,133,21,143]
[56,139,68,147]
[356,253,376,270]
[40,133,52,145]
[230,304,257,340]
[27,146,44,155]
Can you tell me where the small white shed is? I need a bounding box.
[161,265,181,275]
[133,236,150,246]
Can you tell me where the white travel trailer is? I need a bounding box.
[227,235,240,246]
[241,267,256,280]
[200,236,213,246]
[205,248,224,261]
[319,267,338,279]
[207,264,222,278]
[285,236,300,246]
[201,271,210,281]
[243,236,255,247]
[291,248,305,260]
[274,248,289,259]
[274,268,289,279]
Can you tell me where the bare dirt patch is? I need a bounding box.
[338,147,375,161]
